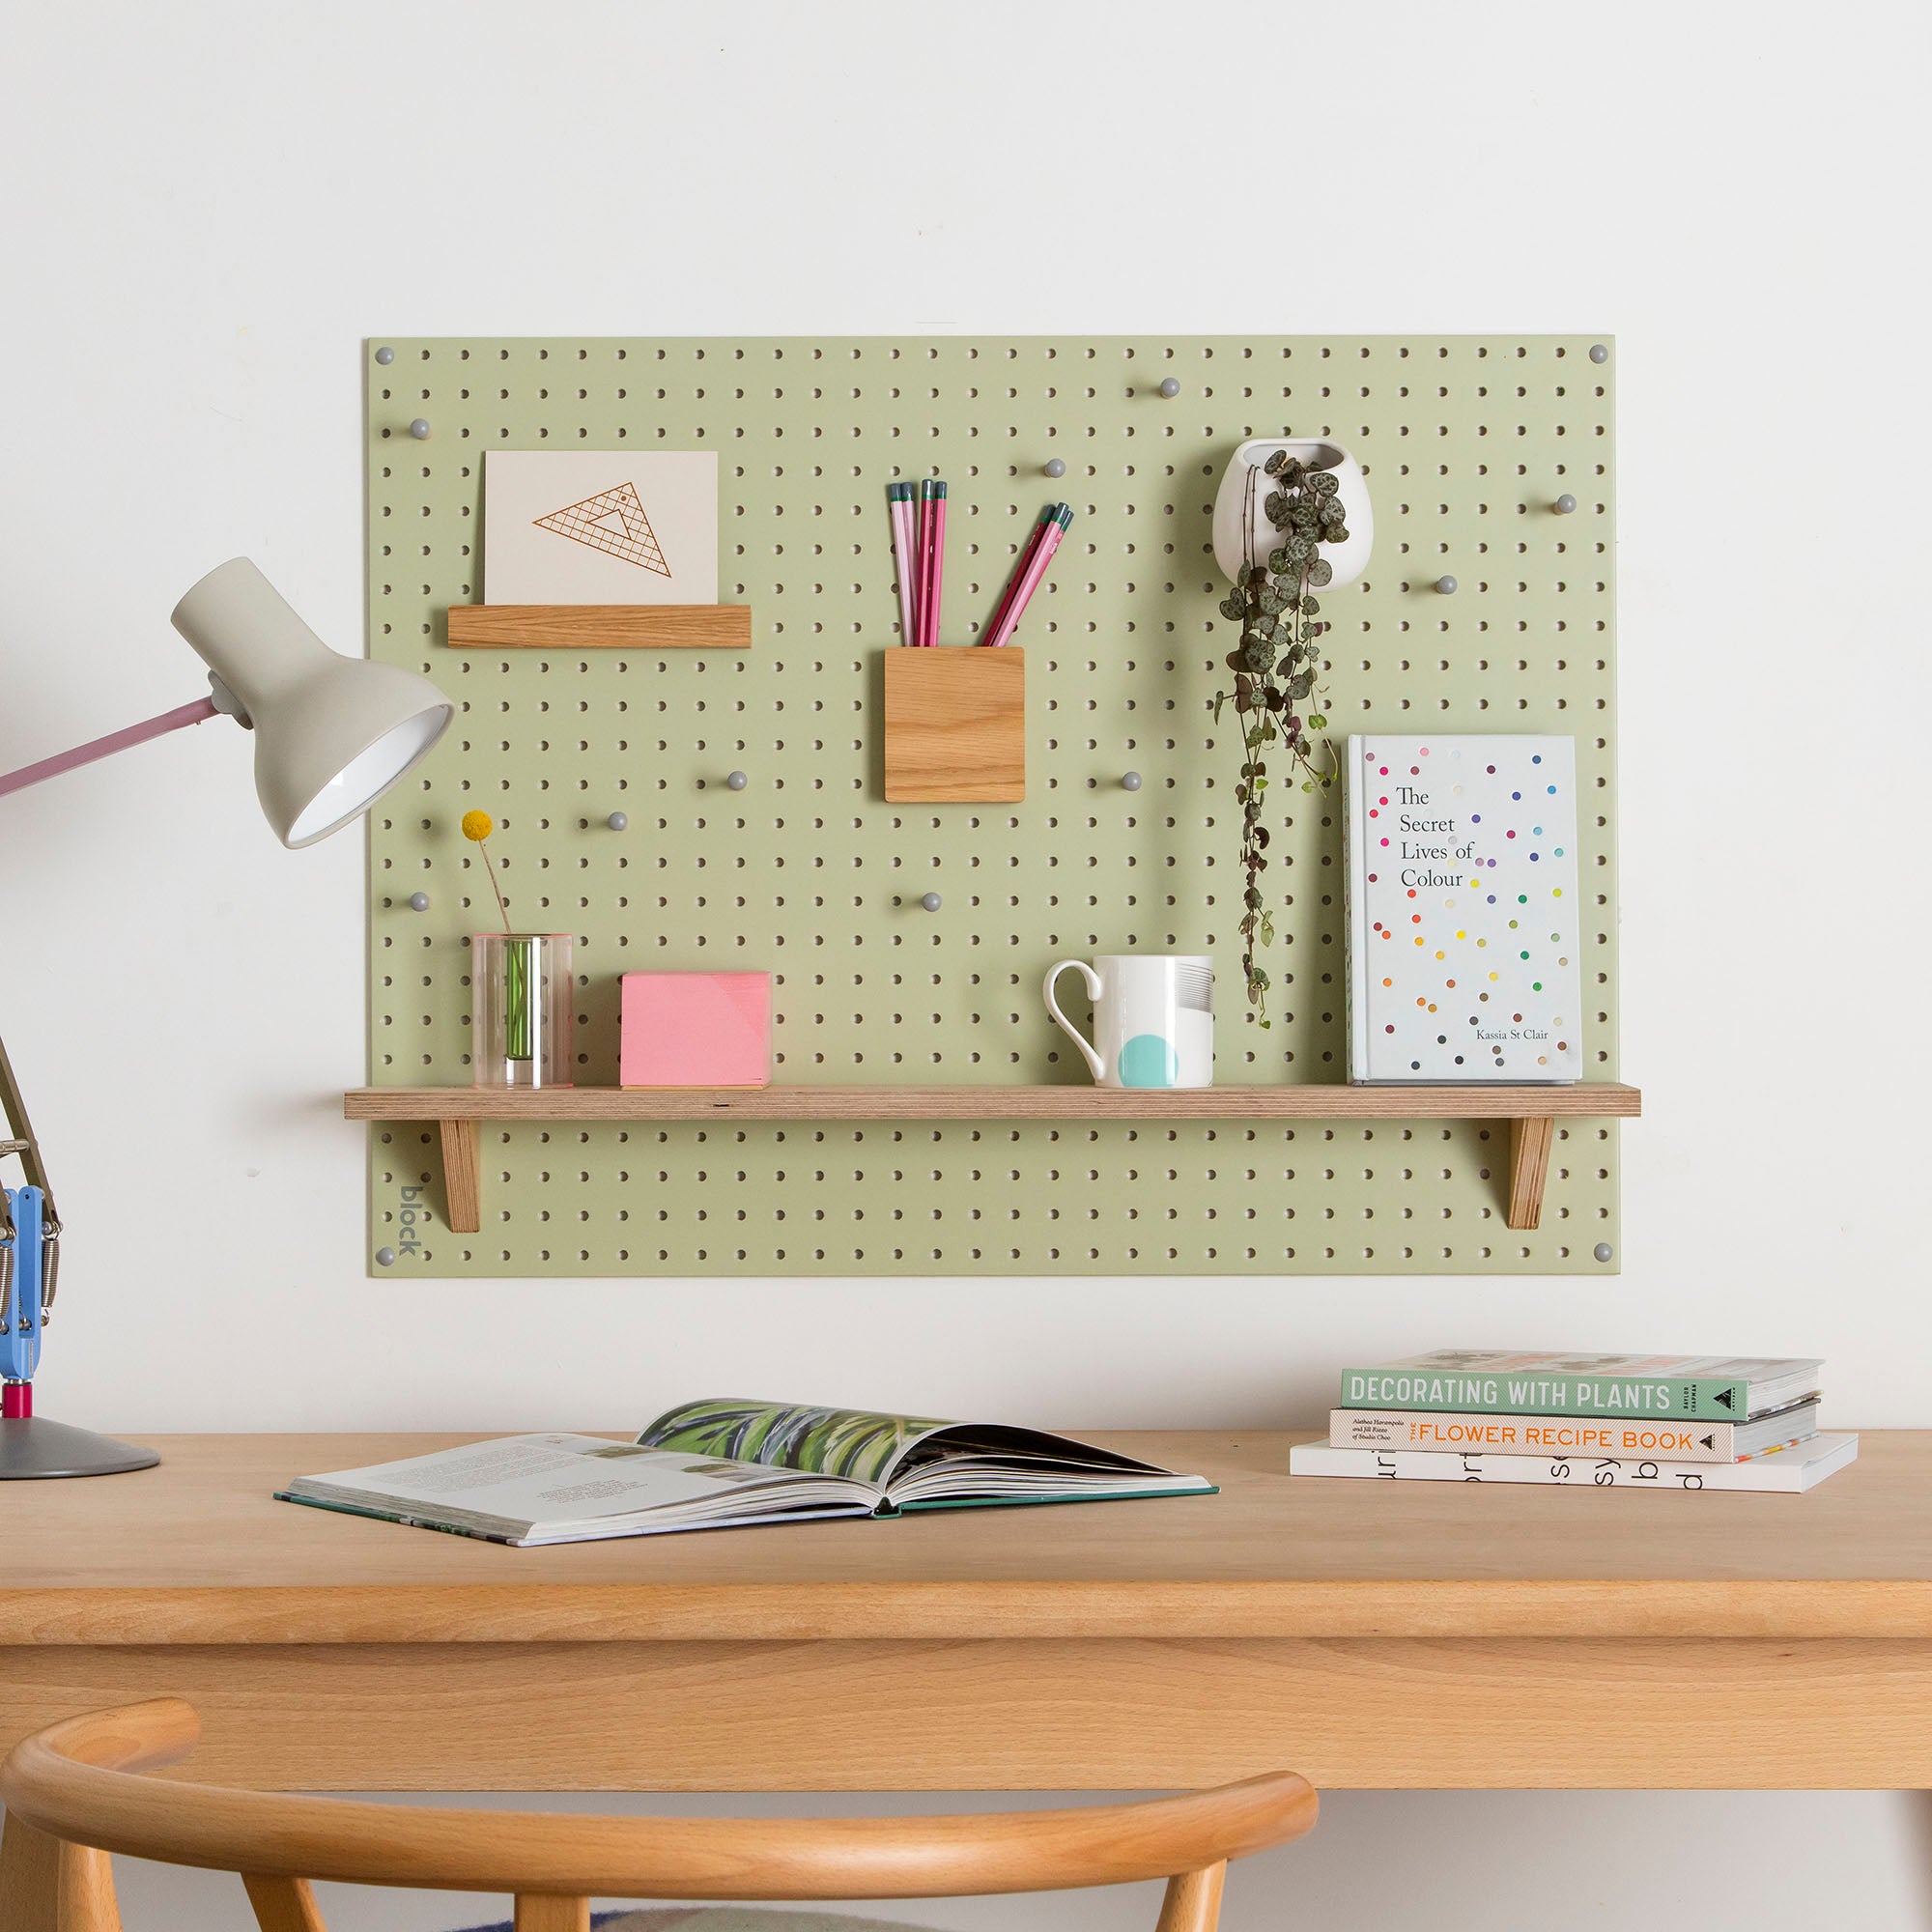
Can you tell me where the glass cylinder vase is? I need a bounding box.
[471,932,574,1088]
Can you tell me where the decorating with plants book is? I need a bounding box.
[1345,733,1582,1082]
[275,1398,1215,1548]
[1339,1350,1824,1421]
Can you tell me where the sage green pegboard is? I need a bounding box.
[363,336,1618,1277]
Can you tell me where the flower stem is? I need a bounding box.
[480,843,511,934]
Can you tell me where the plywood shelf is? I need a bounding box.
[345,1083,1640,1239]
[445,605,751,650]
[345,1084,1638,1123]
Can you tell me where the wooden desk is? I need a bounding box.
[4,1432,1929,1794]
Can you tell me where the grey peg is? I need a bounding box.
[1435,575,1458,595]
[921,892,942,912]
[1593,1241,1615,1263]
[606,810,629,831]
[1121,770,1143,791]
[408,892,430,912]
[374,346,395,365]
[1157,377,1180,398]
[1553,494,1577,515]
[375,1247,397,1267]
[409,418,431,440]
[725,770,749,791]
[1589,343,1609,364]
[1043,458,1065,478]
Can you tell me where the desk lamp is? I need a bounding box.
[0,558,453,1478]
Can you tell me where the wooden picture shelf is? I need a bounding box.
[344,1083,1641,1240]
[445,605,751,650]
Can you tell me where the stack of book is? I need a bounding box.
[1289,1350,1857,1492]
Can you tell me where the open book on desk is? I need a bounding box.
[276,1396,1215,1548]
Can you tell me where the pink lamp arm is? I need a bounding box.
[0,696,220,801]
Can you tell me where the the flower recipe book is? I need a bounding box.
[1345,734,1582,1082]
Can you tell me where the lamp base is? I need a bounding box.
[0,1417,160,1479]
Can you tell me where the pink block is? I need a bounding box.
[620,972,772,1088]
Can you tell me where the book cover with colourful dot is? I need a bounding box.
[1345,735,1582,1083]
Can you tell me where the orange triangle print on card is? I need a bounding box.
[533,482,672,579]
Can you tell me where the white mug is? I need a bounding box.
[1043,955,1214,1090]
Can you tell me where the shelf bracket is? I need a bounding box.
[1505,1116,1555,1231]
[440,1119,482,1235]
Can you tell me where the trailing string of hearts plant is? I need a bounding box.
[1209,449,1350,1026]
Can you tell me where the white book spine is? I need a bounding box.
[1345,746,1368,1081]
[1329,1406,1761,1463]
[1289,1435,1859,1492]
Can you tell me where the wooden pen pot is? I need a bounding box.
[881,646,1025,803]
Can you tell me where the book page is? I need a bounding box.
[887,1453,1214,1506]
[286,1434,870,1537]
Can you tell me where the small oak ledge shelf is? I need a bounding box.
[445,605,751,650]
[343,1083,1641,1238]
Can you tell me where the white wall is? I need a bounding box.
[3,1,1928,1925]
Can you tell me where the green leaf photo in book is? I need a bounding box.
[636,1398,954,1486]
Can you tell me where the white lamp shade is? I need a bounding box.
[170,558,453,847]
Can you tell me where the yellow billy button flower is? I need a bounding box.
[460,809,511,931]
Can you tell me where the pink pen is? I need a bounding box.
[981,504,1053,644]
[914,480,936,645]
[924,480,948,647]
[985,504,1071,648]
[888,483,919,644]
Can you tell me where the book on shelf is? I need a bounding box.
[276,1396,1214,1548]
[1328,1400,1820,1463]
[1340,1350,1823,1422]
[1290,1433,1859,1492]
[1344,732,1582,1083]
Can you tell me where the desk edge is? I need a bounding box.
[5,1577,1932,1646]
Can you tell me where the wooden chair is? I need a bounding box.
[0,1700,1318,1932]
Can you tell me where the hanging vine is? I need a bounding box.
[1209,450,1349,1024]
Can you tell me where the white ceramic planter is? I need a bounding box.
[1211,439,1374,591]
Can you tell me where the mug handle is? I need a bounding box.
[1042,959,1106,1083]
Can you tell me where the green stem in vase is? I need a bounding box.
[504,938,534,1065]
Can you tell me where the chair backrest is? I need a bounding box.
[1,1701,1318,1932]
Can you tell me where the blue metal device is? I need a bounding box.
[1,1182,45,1383]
